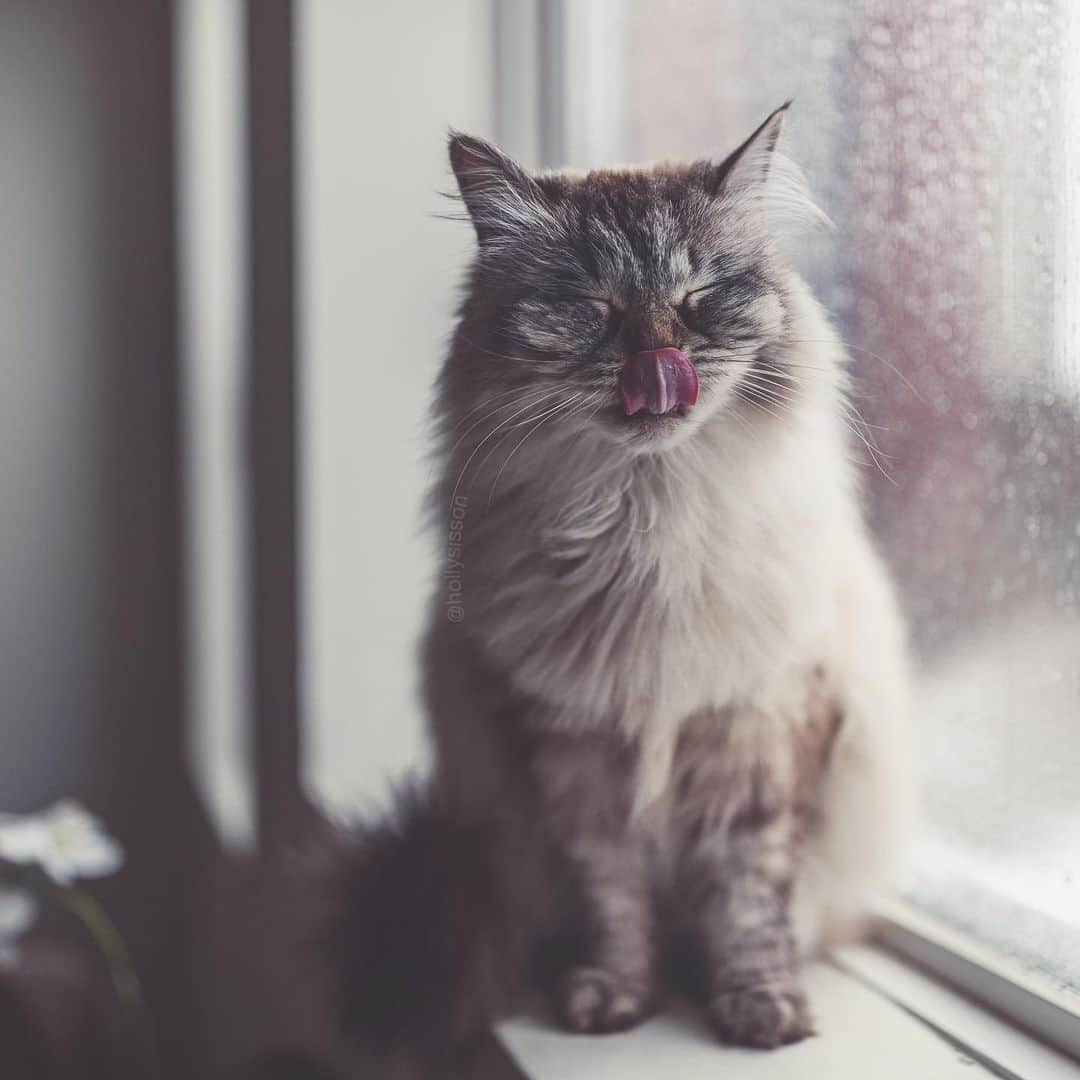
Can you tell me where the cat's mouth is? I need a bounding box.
[596,400,696,449]
[619,348,700,417]
[601,348,700,441]
[610,402,692,426]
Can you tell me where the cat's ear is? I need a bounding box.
[702,101,791,198]
[448,132,550,245]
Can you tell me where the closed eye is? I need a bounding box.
[551,295,622,348]
[677,285,720,328]
[682,269,764,307]
[680,282,726,305]
[557,293,615,314]
[546,294,621,337]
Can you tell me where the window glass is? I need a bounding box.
[624,0,1080,994]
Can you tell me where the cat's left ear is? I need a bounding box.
[448,132,551,245]
[702,101,791,198]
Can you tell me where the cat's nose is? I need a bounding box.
[619,348,700,416]
[623,307,681,356]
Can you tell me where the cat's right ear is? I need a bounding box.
[448,132,549,246]
[703,102,791,199]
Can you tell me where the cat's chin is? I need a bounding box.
[595,402,706,452]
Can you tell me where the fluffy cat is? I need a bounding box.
[332,104,910,1074]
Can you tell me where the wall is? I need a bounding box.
[298,1,497,813]
[0,0,191,1070]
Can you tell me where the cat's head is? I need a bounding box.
[447,104,821,455]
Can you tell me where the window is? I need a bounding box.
[550,0,1080,1011]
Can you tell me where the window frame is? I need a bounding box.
[874,899,1080,1064]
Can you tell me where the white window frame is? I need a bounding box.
[874,900,1080,1065]
[492,0,1080,1068]
[174,0,257,854]
[494,0,629,170]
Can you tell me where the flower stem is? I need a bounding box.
[47,880,162,1078]
[50,884,143,1011]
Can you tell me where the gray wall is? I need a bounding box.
[0,0,192,1069]
[2,2,116,809]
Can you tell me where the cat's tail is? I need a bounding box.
[327,781,542,1076]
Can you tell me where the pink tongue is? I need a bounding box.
[619,348,700,416]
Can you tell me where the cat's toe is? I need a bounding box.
[560,966,650,1035]
[709,982,815,1049]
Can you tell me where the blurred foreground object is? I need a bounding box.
[0,801,156,1078]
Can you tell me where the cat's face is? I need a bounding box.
[449,106,800,453]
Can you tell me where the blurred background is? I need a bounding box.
[1,0,1078,1076]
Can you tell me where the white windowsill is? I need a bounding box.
[498,946,1080,1079]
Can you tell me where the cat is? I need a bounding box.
[331,104,911,1075]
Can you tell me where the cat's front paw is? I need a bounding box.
[709,981,815,1049]
[560,966,651,1035]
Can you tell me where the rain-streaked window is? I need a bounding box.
[622,0,1080,993]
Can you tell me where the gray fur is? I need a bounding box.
[422,107,911,1049]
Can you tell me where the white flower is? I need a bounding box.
[0,800,124,885]
[0,886,38,968]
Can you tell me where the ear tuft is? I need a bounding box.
[704,101,792,197]
[447,131,515,188]
[700,101,829,235]
[447,131,551,246]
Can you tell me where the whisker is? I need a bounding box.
[736,372,797,409]
[475,392,576,475]
[734,385,787,424]
[448,382,549,433]
[738,362,896,479]
[446,385,560,459]
[782,337,927,404]
[457,332,577,369]
[487,394,585,507]
[448,391,567,504]
[699,335,922,406]
[842,414,896,484]
[718,356,832,375]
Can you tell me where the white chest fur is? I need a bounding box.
[471,407,850,745]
